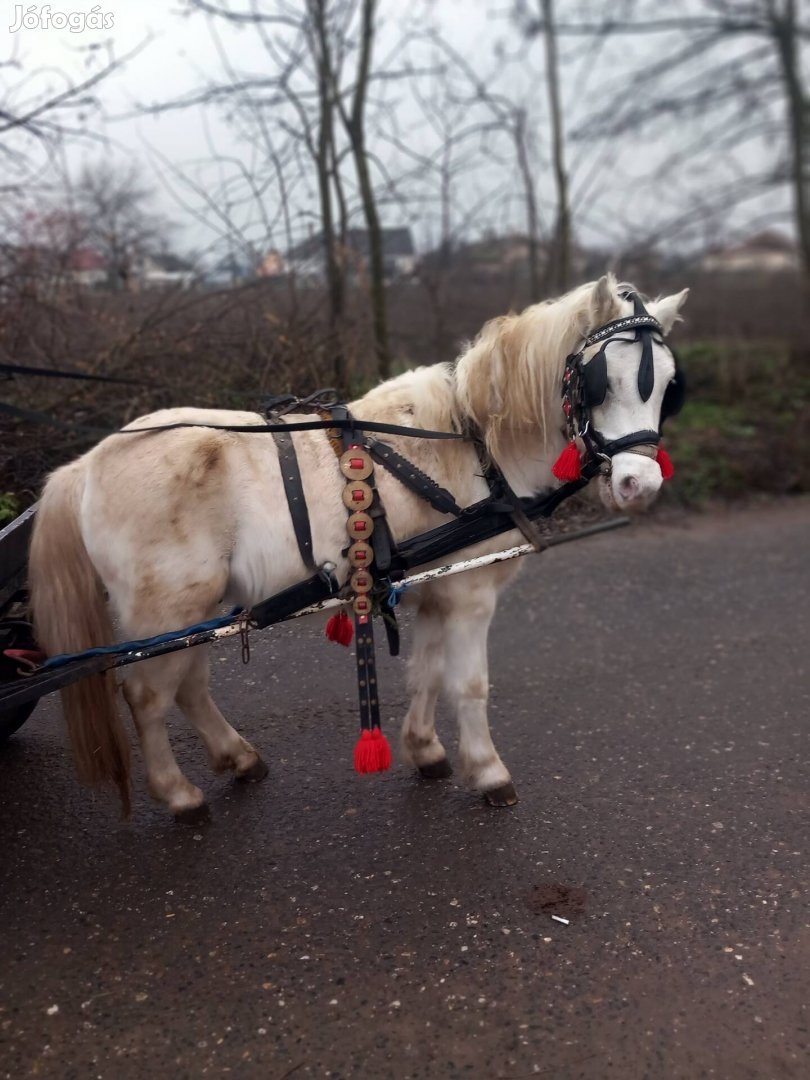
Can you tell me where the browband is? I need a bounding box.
[584,314,662,348]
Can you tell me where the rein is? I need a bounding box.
[116,416,465,440]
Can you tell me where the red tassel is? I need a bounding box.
[325,611,354,646]
[656,445,675,480]
[354,728,392,774]
[374,729,393,771]
[552,441,583,481]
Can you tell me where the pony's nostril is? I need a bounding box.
[619,475,641,500]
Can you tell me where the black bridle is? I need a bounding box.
[560,290,686,476]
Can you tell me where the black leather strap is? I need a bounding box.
[467,426,547,551]
[584,313,661,347]
[591,429,660,457]
[366,437,464,518]
[354,615,381,732]
[622,291,656,402]
[273,428,315,572]
[118,417,464,439]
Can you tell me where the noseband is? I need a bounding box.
[553,290,686,483]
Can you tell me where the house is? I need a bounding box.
[701,231,799,273]
[426,233,588,285]
[256,250,286,278]
[67,247,108,288]
[4,244,107,291]
[203,253,255,288]
[287,228,416,282]
[455,233,535,276]
[135,252,196,290]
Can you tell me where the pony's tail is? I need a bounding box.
[29,462,131,816]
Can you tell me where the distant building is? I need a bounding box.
[135,252,196,290]
[67,246,107,288]
[287,228,416,282]
[701,231,799,273]
[455,233,536,276]
[203,253,255,287]
[426,233,587,284]
[256,250,286,278]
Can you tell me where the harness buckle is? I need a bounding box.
[238,612,251,665]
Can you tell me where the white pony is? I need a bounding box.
[28,275,687,820]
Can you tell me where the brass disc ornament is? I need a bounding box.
[341,480,373,511]
[339,448,373,481]
[347,511,374,540]
[348,541,373,568]
[350,570,373,594]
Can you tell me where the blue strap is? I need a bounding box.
[41,608,243,670]
[387,583,409,608]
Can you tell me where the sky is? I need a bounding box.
[1,0,793,265]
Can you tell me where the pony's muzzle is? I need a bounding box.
[605,452,663,512]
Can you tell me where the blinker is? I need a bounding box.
[638,333,655,401]
[660,364,686,423]
[582,347,607,407]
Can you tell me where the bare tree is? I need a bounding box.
[335,0,391,379]
[0,38,147,195]
[158,0,401,386]
[549,0,810,282]
[306,0,349,384]
[769,0,810,282]
[514,106,543,299]
[390,29,547,313]
[75,161,170,289]
[509,0,574,293]
[538,0,571,293]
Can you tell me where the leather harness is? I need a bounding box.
[266,389,555,742]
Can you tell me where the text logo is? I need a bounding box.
[9,5,115,33]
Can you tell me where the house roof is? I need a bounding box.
[288,227,414,261]
[708,230,796,258]
[148,252,194,273]
[68,247,107,271]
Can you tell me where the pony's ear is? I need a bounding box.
[587,274,620,333]
[650,288,689,334]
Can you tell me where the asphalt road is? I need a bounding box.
[1,501,808,1080]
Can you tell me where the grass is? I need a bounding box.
[662,339,810,504]
[0,493,20,529]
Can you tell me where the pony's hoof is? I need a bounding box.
[484,782,518,807]
[236,755,269,783]
[173,802,211,826]
[419,758,453,780]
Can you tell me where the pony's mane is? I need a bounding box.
[453,278,625,457]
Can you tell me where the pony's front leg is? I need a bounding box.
[122,654,210,824]
[401,603,452,778]
[442,586,517,807]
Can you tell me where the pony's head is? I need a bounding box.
[576,277,689,512]
[454,274,688,512]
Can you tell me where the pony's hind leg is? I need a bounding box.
[122,652,210,823]
[116,557,237,822]
[401,602,452,778]
[174,648,268,782]
[440,581,517,806]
